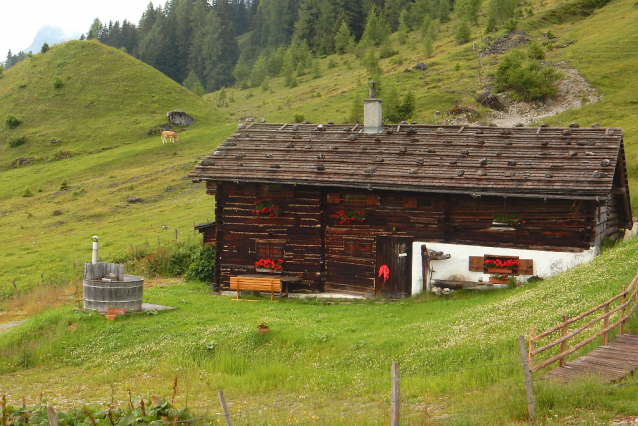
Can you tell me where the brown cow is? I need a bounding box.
[161,131,179,144]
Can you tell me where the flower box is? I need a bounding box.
[486,268,513,274]
[489,276,509,284]
[256,267,282,274]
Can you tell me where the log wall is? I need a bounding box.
[208,182,603,292]
[214,183,323,289]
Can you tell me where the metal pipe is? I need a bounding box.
[91,236,99,264]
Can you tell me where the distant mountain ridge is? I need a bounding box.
[22,25,80,54]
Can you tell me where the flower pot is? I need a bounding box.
[105,314,116,321]
[489,277,509,284]
[107,307,126,316]
[486,268,513,274]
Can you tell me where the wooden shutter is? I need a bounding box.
[367,194,380,206]
[403,196,417,209]
[519,259,534,275]
[469,256,484,272]
[327,193,340,204]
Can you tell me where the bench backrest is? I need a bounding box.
[229,276,281,292]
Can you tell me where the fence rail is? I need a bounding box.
[528,267,638,373]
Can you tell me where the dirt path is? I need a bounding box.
[0,320,24,333]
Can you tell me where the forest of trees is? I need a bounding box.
[4,0,522,93]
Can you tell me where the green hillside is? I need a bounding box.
[0,40,230,297]
[1,0,638,422]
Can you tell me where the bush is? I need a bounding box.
[53,75,63,89]
[184,245,216,282]
[9,136,26,147]
[59,179,69,191]
[494,50,562,101]
[113,240,202,278]
[527,42,546,60]
[5,115,21,129]
[455,20,471,45]
[22,187,33,197]
[41,43,50,53]
[293,113,305,123]
[504,18,518,32]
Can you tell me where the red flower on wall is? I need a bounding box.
[252,200,283,218]
[333,209,366,225]
[484,258,520,269]
[255,258,284,272]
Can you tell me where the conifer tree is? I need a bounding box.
[334,21,355,54]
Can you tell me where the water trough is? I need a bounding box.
[83,262,144,313]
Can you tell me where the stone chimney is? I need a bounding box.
[362,80,383,134]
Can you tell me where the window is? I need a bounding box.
[418,197,433,208]
[327,192,374,205]
[259,183,283,193]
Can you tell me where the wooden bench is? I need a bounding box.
[229,276,282,300]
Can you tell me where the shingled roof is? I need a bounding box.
[190,122,630,205]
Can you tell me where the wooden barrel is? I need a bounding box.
[83,262,144,312]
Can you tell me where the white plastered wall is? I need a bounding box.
[411,242,598,295]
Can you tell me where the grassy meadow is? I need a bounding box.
[2,0,638,423]
[1,237,638,424]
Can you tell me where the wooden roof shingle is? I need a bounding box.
[190,122,629,206]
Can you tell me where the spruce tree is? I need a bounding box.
[334,21,355,54]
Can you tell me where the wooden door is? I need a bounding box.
[375,237,413,298]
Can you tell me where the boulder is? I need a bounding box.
[167,111,195,126]
[414,62,427,71]
[127,197,142,204]
[147,128,157,135]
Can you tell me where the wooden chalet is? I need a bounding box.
[189,96,631,298]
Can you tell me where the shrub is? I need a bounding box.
[53,75,63,89]
[455,20,471,45]
[9,136,26,147]
[184,245,216,282]
[293,113,305,123]
[494,50,562,101]
[327,58,337,69]
[504,18,518,32]
[5,115,21,129]
[113,240,202,278]
[41,43,50,53]
[527,42,546,60]
[59,179,69,191]
[22,187,33,197]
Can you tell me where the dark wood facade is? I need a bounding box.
[190,123,632,296]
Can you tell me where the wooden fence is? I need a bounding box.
[528,268,638,373]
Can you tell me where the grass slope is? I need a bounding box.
[0,41,232,297]
[1,238,638,423]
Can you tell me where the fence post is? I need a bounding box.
[528,327,535,370]
[518,335,536,419]
[218,391,232,426]
[603,304,610,345]
[47,407,58,426]
[620,285,627,335]
[391,362,400,426]
[559,315,568,367]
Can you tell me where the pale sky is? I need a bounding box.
[1,0,163,59]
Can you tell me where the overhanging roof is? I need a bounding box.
[190,122,629,203]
